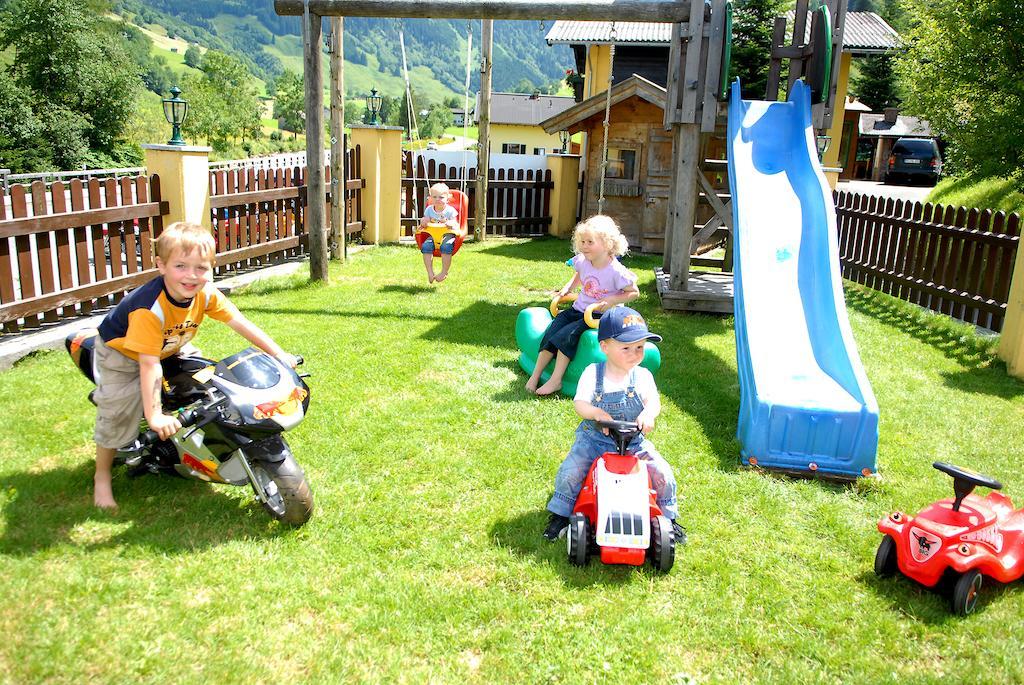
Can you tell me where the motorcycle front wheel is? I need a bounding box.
[249,453,314,526]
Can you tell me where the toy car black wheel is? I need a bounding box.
[648,515,675,573]
[874,536,898,577]
[567,514,590,566]
[951,569,983,616]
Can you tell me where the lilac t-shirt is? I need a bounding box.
[571,254,637,311]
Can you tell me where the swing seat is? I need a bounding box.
[515,297,661,397]
[415,189,469,257]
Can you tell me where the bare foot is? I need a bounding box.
[525,379,539,394]
[535,380,562,396]
[435,272,447,282]
[93,476,118,510]
[427,273,435,284]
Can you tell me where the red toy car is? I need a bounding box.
[875,462,1024,615]
[566,420,676,572]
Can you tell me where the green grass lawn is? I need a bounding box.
[927,175,1024,216]
[2,239,1024,683]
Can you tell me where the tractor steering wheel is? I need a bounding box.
[596,420,642,455]
[933,462,1002,512]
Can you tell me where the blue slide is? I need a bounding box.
[727,80,879,478]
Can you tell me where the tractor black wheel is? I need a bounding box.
[567,514,590,566]
[648,515,675,573]
[874,536,899,577]
[951,569,983,616]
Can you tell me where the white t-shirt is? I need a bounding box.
[574,363,657,405]
[424,204,458,223]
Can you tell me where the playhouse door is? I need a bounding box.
[642,129,673,254]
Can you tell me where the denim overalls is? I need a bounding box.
[547,363,678,519]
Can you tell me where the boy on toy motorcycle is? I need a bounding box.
[90,221,297,509]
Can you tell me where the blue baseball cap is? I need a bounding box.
[598,306,663,343]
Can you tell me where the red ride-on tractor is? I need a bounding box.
[567,420,676,572]
[875,462,1024,615]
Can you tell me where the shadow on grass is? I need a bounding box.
[490,509,661,588]
[857,568,1015,624]
[476,237,573,264]
[648,309,744,472]
[378,284,435,295]
[421,300,524,350]
[244,306,445,324]
[843,285,1023,399]
[0,461,290,556]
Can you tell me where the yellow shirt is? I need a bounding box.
[98,277,239,360]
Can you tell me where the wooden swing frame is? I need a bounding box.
[276,0,846,312]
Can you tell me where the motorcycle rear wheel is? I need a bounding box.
[250,454,314,526]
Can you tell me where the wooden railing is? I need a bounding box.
[401,153,552,238]
[0,175,167,333]
[208,142,364,273]
[835,191,1021,332]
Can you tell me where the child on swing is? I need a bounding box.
[419,182,462,283]
[525,215,639,396]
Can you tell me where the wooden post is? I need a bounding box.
[329,16,345,262]
[303,7,328,281]
[666,125,701,291]
[475,19,492,242]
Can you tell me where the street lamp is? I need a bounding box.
[367,88,383,126]
[162,86,188,146]
[559,129,570,153]
[816,135,832,161]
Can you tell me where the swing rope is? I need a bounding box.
[460,21,474,196]
[399,28,420,144]
[597,21,617,215]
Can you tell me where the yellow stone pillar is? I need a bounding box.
[821,52,852,190]
[141,144,212,228]
[998,248,1024,378]
[348,124,403,244]
[546,153,581,238]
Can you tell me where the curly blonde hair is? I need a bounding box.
[572,215,628,258]
[155,221,216,264]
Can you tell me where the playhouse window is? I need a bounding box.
[605,148,638,180]
[502,143,526,154]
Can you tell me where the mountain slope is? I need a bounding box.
[116,0,573,99]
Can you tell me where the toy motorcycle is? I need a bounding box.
[567,420,676,572]
[66,329,314,525]
[875,462,1024,615]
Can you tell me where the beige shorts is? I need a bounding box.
[92,338,145,449]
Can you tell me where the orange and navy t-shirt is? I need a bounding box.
[98,276,239,361]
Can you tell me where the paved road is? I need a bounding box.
[438,135,474,151]
[836,179,934,204]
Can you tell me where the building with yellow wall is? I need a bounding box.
[476,92,577,155]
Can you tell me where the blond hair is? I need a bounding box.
[572,215,628,257]
[155,222,216,264]
[428,182,451,199]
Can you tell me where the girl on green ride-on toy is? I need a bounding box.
[525,215,639,396]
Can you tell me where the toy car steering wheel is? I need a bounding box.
[549,293,603,329]
[596,419,642,455]
[933,461,1003,512]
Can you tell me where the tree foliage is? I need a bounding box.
[183,44,203,69]
[729,0,786,99]
[273,70,305,138]
[181,50,261,151]
[895,0,1024,180]
[0,0,141,171]
[850,55,900,111]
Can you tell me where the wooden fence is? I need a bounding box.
[401,153,552,237]
[835,191,1021,332]
[209,143,364,273]
[0,175,167,334]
